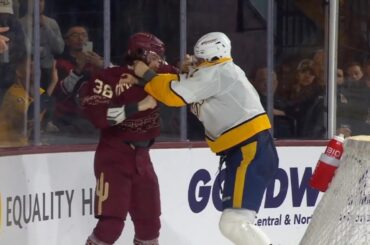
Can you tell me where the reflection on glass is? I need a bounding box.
[49,25,101,144]
[337,0,370,137]
[111,0,181,141]
[273,1,327,139]
[6,1,370,146]
[252,67,296,139]
[0,0,29,147]
[29,0,104,145]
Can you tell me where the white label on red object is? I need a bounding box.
[319,153,341,167]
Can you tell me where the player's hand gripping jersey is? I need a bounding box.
[143,58,271,154]
[79,66,160,145]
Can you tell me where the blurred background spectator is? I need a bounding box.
[51,25,103,137]
[252,67,296,138]
[0,52,56,147]
[338,61,370,135]
[20,0,64,90]
[288,59,325,138]
[2,0,370,147]
[0,0,26,103]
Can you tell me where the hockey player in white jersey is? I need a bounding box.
[126,32,279,245]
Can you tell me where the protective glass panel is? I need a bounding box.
[14,0,104,146]
[0,0,30,147]
[337,0,370,137]
[186,0,268,140]
[273,0,327,139]
[110,0,181,141]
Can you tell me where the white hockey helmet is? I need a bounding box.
[193,32,231,61]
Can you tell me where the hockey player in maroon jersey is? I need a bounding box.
[80,32,177,245]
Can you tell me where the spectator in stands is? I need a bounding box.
[340,61,369,135]
[336,68,352,138]
[252,67,296,138]
[345,61,365,85]
[289,59,325,138]
[312,49,325,88]
[0,53,57,147]
[20,0,64,90]
[275,56,298,100]
[253,67,285,116]
[0,0,26,103]
[52,25,103,135]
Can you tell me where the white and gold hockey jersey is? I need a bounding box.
[144,57,271,154]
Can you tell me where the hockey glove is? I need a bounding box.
[107,106,126,126]
[106,104,139,126]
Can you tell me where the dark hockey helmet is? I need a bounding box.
[127,32,165,62]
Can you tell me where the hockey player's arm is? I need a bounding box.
[106,103,136,126]
[133,61,187,107]
[106,95,157,126]
[79,74,156,128]
[144,75,187,107]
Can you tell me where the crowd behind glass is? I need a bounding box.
[0,0,369,148]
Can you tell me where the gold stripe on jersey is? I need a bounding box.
[233,142,257,208]
[206,113,271,154]
[144,74,187,107]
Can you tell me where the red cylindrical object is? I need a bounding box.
[309,134,344,192]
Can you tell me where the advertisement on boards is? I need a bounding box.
[0,146,324,244]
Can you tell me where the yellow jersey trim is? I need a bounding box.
[206,113,271,154]
[233,142,257,208]
[144,74,186,107]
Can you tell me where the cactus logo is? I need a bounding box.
[96,172,109,215]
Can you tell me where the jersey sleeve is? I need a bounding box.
[144,73,187,107]
[144,67,220,106]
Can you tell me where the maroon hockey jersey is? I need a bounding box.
[79,66,160,144]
